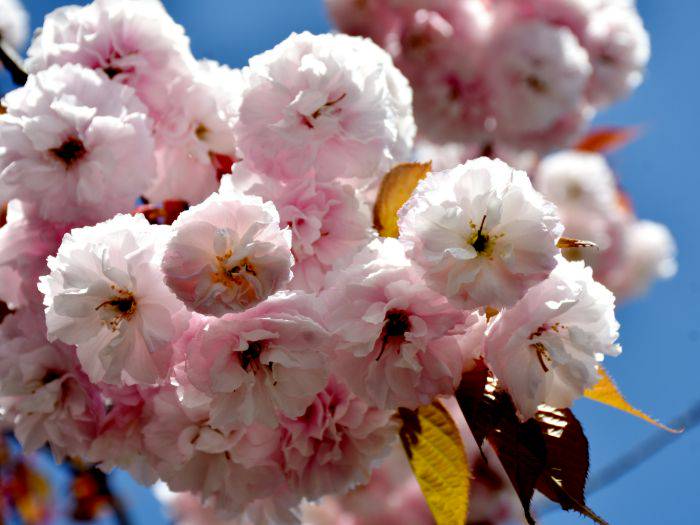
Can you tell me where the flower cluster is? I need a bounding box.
[327,0,650,153]
[0,1,672,524]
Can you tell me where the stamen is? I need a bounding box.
[376,309,411,361]
[50,137,87,167]
[530,342,552,373]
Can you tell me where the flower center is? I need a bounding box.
[239,340,273,376]
[211,250,261,307]
[195,123,209,141]
[468,215,498,256]
[527,323,563,373]
[103,65,123,79]
[50,137,87,167]
[525,75,548,94]
[376,309,411,361]
[300,92,347,129]
[96,289,137,331]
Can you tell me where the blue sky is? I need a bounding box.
[2,1,698,524]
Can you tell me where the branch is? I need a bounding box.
[0,39,28,86]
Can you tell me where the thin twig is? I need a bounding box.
[536,400,700,517]
[0,39,28,86]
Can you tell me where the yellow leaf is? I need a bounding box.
[398,400,470,525]
[584,367,681,433]
[373,162,431,238]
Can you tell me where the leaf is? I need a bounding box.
[133,200,189,225]
[457,371,608,525]
[557,237,598,250]
[575,127,639,153]
[398,401,470,525]
[373,162,431,238]
[584,367,681,433]
[209,152,236,180]
[534,406,608,525]
[455,361,496,449]
[487,400,547,525]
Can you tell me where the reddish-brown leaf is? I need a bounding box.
[133,199,189,225]
[209,152,236,181]
[575,127,639,153]
[487,397,547,525]
[455,361,494,449]
[457,368,608,525]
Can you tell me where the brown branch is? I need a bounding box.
[0,39,28,86]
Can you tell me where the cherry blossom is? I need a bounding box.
[399,157,564,309]
[161,190,293,317]
[486,256,621,419]
[235,31,415,183]
[0,64,156,223]
[39,214,188,386]
[25,0,196,116]
[146,61,243,205]
[322,238,481,410]
[143,386,284,515]
[179,292,332,430]
[604,219,677,300]
[0,311,102,461]
[238,169,373,293]
[487,19,592,145]
[584,1,650,106]
[278,376,395,500]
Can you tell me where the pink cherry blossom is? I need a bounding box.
[26,0,197,117]
[485,256,621,419]
[240,170,373,293]
[604,219,677,300]
[180,292,332,430]
[0,311,102,461]
[235,31,415,183]
[399,157,564,309]
[143,386,284,516]
[486,19,592,140]
[584,2,650,106]
[278,376,395,500]
[161,190,293,317]
[322,238,480,410]
[0,64,156,223]
[39,213,188,386]
[0,201,69,310]
[146,61,243,205]
[86,384,160,484]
